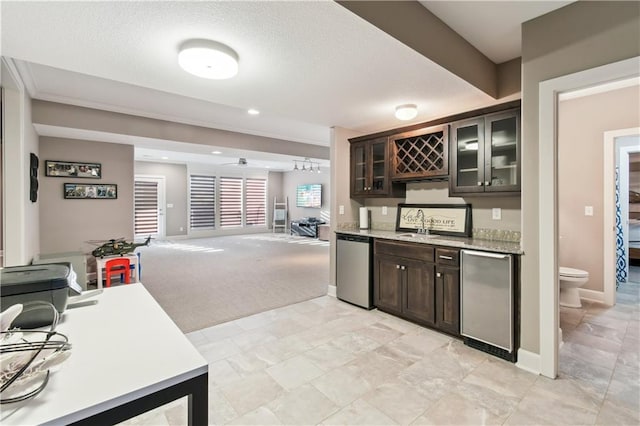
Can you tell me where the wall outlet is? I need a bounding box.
[179,227,184,232]
[382,206,388,215]
[339,205,344,215]
[167,203,174,208]
[492,208,502,220]
[585,206,593,216]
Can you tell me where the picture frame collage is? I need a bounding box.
[45,160,117,200]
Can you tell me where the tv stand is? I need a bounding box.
[290,218,326,238]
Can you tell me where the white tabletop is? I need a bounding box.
[1,284,208,425]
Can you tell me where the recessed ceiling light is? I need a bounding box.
[395,104,418,120]
[265,166,271,169]
[211,151,222,154]
[161,156,169,160]
[248,108,260,115]
[178,39,239,79]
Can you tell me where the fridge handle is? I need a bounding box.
[462,250,509,259]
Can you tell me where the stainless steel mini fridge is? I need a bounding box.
[460,250,515,361]
[336,233,373,309]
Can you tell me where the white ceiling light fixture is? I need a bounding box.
[211,150,222,154]
[178,39,239,79]
[395,104,418,121]
[247,108,260,115]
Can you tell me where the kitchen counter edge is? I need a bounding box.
[335,229,523,255]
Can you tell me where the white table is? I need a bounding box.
[0,284,208,425]
[95,253,140,289]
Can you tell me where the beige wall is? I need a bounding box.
[268,171,284,230]
[32,100,329,161]
[521,1,640,353]
[283,169,330,222]
[365,181,521,233]
[559,86,640,292]
[39,137,134,254]
[135,161,188,237]
[330,126,365,286]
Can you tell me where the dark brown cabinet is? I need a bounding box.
[374,240,459,335]
[350,137,405,199]
[450,109,521,196]
[435,248,460,334]
[389,124,449,181]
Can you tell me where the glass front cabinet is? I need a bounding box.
[450,109,521,196]
[350,137,405,198]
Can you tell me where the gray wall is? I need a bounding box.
[39,137,134,254]
[283,169,331,222]
[135,161,188,237]
[521,0,640,353]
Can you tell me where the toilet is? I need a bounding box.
[559,267,589,308]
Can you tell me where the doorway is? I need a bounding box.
[539,56,640,379]
[134,175,166,239]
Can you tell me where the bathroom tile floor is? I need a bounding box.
[124,268,640,425]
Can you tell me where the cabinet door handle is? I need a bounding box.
[439,255,453,260]
[436,272,442,277]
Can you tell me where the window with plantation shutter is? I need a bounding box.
[245,178,266,226]
[220,177,243,228]
[134,180,159,236]
[189,175,215,230]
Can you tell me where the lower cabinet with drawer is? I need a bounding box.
[374,240,460,336]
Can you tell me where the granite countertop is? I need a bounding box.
[336,229,523,255]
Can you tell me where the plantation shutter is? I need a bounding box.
[220,177,243,228]
[134,180,158,236]
[189,175,216,230]
[245,178,266,226]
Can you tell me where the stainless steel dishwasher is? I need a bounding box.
[336,233,373,309]
[461,249,516,361]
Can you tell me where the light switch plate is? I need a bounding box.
[382,206,388,215]
[585,206,593,216]
[339,205,345,215]
[492,208,501,220]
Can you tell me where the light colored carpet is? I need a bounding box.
[138,233,329,333]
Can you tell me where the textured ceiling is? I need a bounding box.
[1,1,572,169]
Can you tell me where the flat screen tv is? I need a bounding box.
[296,184,322,208]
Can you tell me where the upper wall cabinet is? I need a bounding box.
[350,136,406,199]
[449,109,521,196]
[390,124,449,181]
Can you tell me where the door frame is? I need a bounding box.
[604,129,640,305]
[134,175,166,239]
[538,56,640,379]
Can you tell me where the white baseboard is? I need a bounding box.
[327,285,337,297]
[516,348,540,375]
[579,288,605,303]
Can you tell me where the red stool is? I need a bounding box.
[104,258,131,287]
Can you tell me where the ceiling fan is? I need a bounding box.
[220,157,248,167]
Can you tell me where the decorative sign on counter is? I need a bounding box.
[396,203,472,237]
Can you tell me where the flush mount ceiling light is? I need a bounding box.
[395,104,418,121]
[247,108,260,115]
[178,39,239,79]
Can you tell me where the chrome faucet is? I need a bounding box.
[416,209,428,234]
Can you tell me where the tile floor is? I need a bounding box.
[126,268,639,425]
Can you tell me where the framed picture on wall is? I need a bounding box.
[64,183,117,199]
[46,160,101,178]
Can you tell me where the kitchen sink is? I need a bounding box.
[396,232,438,239]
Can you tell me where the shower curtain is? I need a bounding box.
[616,167,627,285]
